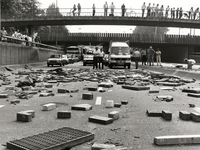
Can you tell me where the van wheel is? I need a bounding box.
[109,64,113,69]
[128,64,131,69]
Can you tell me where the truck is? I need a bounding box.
[66,46,82,63]
[108,41,131,69]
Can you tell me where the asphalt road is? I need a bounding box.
[1,61,200,150]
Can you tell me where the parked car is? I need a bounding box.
[47,54,69,67]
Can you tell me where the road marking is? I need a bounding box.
[95,97,102,105]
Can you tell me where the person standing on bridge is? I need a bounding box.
[121,3,126,17]
[194,7,199,20]
[141,2,146,17]
[72,4,76,16]
[77,3,81,16]
[179,7,183,19]
[146,3,151,17]
[165,6,170,18]
[92,4,96,16]
[104,2,108,16]
[151,3,156,17]
[110,2,115,16]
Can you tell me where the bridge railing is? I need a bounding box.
[1,35,62,50]
[39,32,200,45]
[1,8,198,20]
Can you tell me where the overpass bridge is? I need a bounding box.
[1,8,200,29]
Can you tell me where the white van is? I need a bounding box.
[108,41,131,69]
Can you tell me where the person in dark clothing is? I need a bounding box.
[98,48,105,69]
[121,4,126,17]
[140,49,147,65]
[92,4,96,16]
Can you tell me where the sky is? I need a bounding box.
[37,0,200,35]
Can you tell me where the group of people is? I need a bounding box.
[132,46,162,69]
[71,2,200,20]
[0,27,41,46]
[93,47,105,69]
[142,2,200,20]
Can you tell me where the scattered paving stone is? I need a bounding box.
[10,99,20,104]
[187,93,200,98]
[82,93,93,100]
[102,146,128,150]
[121,100,128,105]
[182,88,200,93]
[108,111,119,120]
[17,110,35,122]
[39,92,54,97]
[57,111,71,119]
[45,84,53,88]
[114,103,121,108]
[0,94,9,98]
[190,112,200,122]
[71,104,92,111]
[146,110,162,117]
[149,90,159,93]
[89,115,113,125]
[122,85,150,91]
[42,103,56,111]
[154,135,200,145]
[162,110,172,121]
[106,100,114,108]
[179,111,191,121]
[91,143,116,150]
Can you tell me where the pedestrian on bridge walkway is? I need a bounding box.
[121,3,126,17]
[104,2,108,16]
[110,2,115,16]
[72,4,76,16]
[141,2,146,17]
[77,3,81,16]
[92,4,96,16]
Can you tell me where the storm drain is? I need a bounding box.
[7,127,94,150]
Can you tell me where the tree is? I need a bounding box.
[133,26,169,35]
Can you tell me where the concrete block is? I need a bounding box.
[121,100,128,105]
[57,111,71,119]
[42,103,56,111]
[17,112,32,122]
[89,115,113,125]
[5,86,15,90]
[108,111,119,120]
[106,100,114,108]
[10,99,20,104]
[87,87,98,91]
[162,110,172,121]
[58,89,67,93]
[23,110,35,118]
[149,90,159,93]
[95,97,102,105]
[102,146,128,150]
[39,93,54,97]
[22,86,31,91]
[71,104,92,111]
[114,103,121,108]
[82,93,93,100]
[179,111,190,121]
[98,82,113,88]
[0,94,8,98]
[48,80,57,83]
[45,84,53,88]
[146,110,162,117]
[190,112,200,122]
[122,85,150,91]
[154,135,200,145]
[92,143,115,150]
[187,93,200,98]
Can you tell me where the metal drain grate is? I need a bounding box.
[7,127,94,150]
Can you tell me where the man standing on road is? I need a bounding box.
[184,58,196,70]
[147,46,155,66]
[104,2,108,16]
[98,48,105,69]
[132,48,141,69]
[156,48,162,66]
[140,48,147,65]
[93,47,100,69]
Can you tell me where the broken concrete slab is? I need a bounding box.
[17,110,35,122]
[95,97,102,105]
[187,93,200,98]
[0,94,9,98]
[121,100,128,105]
[89,115,113,125]
[182,88,200,93]
[154,135,200,145]
[106,100,114,108]
[102,146,128,150]
[114,103,121,108]
[71,104,92,111]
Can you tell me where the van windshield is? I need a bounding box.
[111,47,130,55]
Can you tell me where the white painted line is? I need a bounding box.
[95,96,102,105]
[0,105,5,108]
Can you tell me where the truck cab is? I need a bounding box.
[108,41,131,69]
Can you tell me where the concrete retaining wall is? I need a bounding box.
[0,42,63,65]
